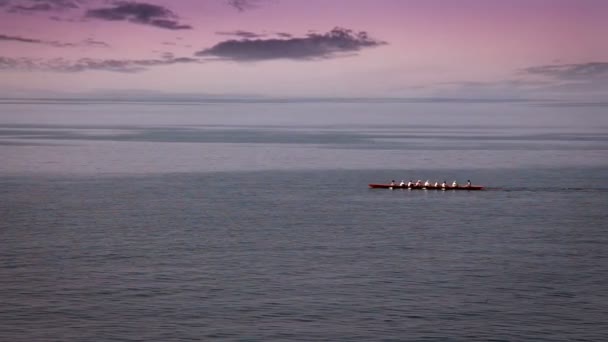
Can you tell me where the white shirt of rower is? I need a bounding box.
[452,181,458,187]
[424,180,430,187]
[399,180,405,186]
[407,181,412,187]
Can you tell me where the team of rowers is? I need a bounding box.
[390,179,472,188]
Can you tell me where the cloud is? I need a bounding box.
[275,32,292,38]
[11,3,52,11]
[425,79,556,101]
[5,0,83,12]
[160,52,174,59]
[215,30,266,39]
[196,27,386,62]
[226,0,259,12]
[0,33,75,47]
[1,34,45,44]
[215,30,296,39]
[426,63,608,103]
[83,38,109,47]
[86,1,192,30]
[523,62,608,80]
[520,62,608,101]
[0,56,199,72]
[0,33,108,47]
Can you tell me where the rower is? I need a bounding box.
[452,180,458,187]
[434,181,439,187]
[390,180,396,186]
[441,181,447,188]
[399,180,405,186]
[466,180,471,187]
[415,180,421,187]
[424,180,430,187]
[407,180,413,187]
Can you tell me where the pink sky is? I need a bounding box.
[0,0,607,99]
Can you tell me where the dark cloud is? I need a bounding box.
[83,38,109,47]
[275,32,292,38]
[1,34,45,44]
[11,3,52,11]
[523,62,608,80]
[196,27,386,62]
[148,18,191,30]
[0,33,108,47]
[86,1,192,30]
[5,0,82,12]
[226,0,258,12]
[0,33,75,47]
[215,30,266,39]
[0,56,199,72]
[37,0,80,8]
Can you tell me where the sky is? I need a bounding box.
[0,0,607,100]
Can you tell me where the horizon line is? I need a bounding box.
[0,96,606,107]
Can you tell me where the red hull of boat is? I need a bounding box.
[368,184,485,190]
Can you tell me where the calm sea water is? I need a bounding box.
[1,101,607,341]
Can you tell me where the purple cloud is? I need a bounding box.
[226,0,258,12]
[0,33,108,47]
[196,27,386,61]
[0,33,78,47]
[1,34,47,43]
[215,30,266,39]
[11,3,52,11]
[275,32,292,38]
[5,0,82,12]
[86,1,192,30]
[82,38,109,47]
[0,56,199,72]
[524,62,608,80]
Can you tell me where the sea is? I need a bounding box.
[1,100,607,341]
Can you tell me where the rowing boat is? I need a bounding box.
[368,184,485,190]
